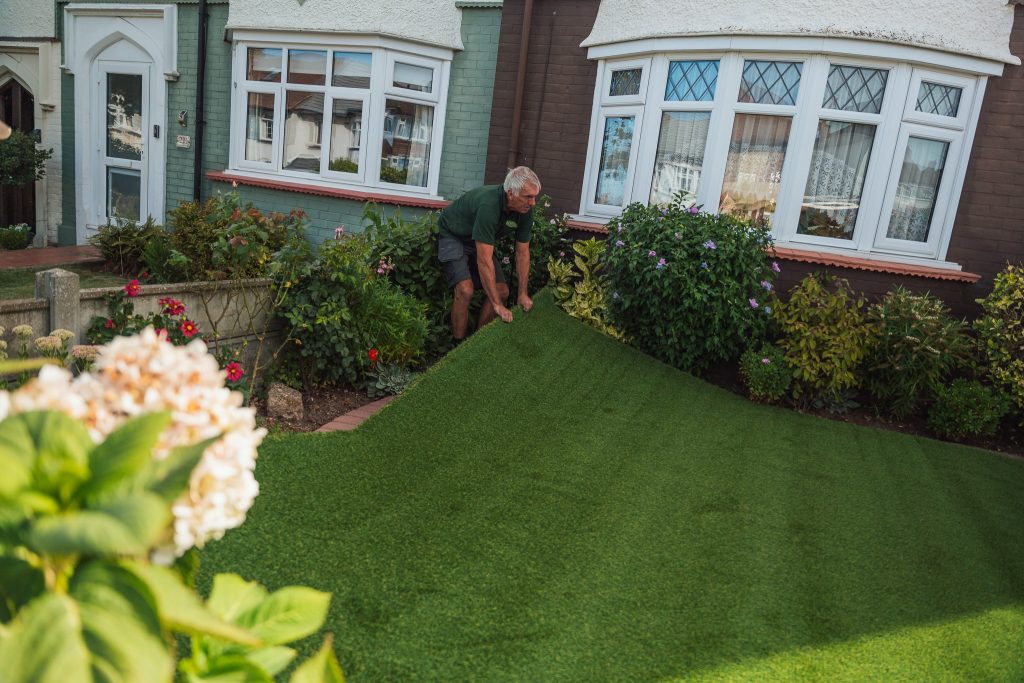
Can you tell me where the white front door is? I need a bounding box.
[88,40,155,237]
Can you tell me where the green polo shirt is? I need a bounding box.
[437,185,533,246]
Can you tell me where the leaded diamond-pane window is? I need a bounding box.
[665,60,719,102]
[609,68,642,97]
[823,65,888,114]
[915,82,962,118]
[738,60,802,106]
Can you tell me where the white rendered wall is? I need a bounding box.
[582,0,1018,64]
[226,0,464,50]
[3,0,56,38]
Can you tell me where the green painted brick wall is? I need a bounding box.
[56,2,500,248]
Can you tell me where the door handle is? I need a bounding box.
[153,124,160,139]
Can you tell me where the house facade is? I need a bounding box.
[484,0,1024,312]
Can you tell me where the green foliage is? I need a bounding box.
[773,273,875,404]
[0,130,52,187]
[88,217,165,277]
[329,157,359,173]
[603,194,778,372]
[163,190,308,282]
[863,287,970,419]
[928,379,1009,441]
[366,363,418,399]
[86,290,200,346]
[279,237,428,386]
[0,405,344,682]
[0,223,32,250]
[547,238,625,340]
[379,165,408,184]
[362,204,451,357]
[739,343,793,403]
[973,263,1024,425]
[494,195,573,296]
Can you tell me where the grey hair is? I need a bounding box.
[503,166,540,195]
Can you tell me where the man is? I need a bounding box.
[437,166,540,344]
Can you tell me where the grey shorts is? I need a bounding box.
[438,235,506,290]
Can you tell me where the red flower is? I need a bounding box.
[368,348,379,364]
[224,361,244,382]
[104,318,115,329]
[124,279,141,298]
[159,297,185,316]
[179,320,199,338]
[154,328,167,340]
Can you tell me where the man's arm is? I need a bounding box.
[515,240,533,312]
[475,241,513,323]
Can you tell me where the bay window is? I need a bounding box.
[230,35,450,196]
[581,43,990,264]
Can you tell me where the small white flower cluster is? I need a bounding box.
[0,327,266,563]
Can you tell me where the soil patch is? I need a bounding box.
[254,385,374,433]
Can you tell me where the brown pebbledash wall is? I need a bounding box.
[487,2,1024,314]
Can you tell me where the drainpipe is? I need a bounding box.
[505,0,534,170]
[193,0,209,200]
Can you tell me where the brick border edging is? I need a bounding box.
[315,395,396,433]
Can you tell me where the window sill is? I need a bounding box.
[565,218,980,284]
[207,170,450,210]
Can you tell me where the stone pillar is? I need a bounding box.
[34,268,80,343]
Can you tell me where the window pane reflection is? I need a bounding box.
[107,168,141,222]
[650,111,710,205]
[720,113,792,224]
[380,99,432,186]
[329,98,362,174]
[332,52,371,88]
[393,62,432,92]
[594,116,634,206]
[106,73,143,161]
[247,48,282,82]
[798,120,876,239]
[886,136,949,242]
[287,50,326,86]
[283,91,324,172]
[245,92,275,163]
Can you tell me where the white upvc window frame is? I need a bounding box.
[578,38,995,266]
[228,32,451,198]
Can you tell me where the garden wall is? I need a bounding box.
[0,268,281,371]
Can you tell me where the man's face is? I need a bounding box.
[507,183,540,214]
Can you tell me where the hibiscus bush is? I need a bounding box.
[603,194,778,373]
[0,334,344,682]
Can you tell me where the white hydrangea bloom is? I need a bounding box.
[0,327,266,562]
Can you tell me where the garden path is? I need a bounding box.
[0,245,102,269]
[316,395,395,432]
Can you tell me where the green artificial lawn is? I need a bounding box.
[198,292,1024,681]
[0,264,125,300]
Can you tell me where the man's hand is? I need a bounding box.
[495,304,514,323]
[517,292,533,312]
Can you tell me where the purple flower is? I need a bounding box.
[761,357,771,365]
[771,261,781,273]
[760,280,772,291]
[749,298,759,309]
[700,261,709,269]
[559,251,565,258]
[703,240,716,250]
[687,204,700,215]
[502,256,511,265]
[615,240,625,247]
[616,226,624,234]
[648,250,657,258]
[656,258,667,270]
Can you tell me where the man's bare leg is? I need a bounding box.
[478,283,510,329]
[451,280,474,340]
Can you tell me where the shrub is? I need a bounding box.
[773,273,875,405]
[740,343,793,403]
[928,379,1008,441]
[603,194,778,372]
[89,216,164,277]
[163,190,307,282]
[362,204,451,357]
[974,263,1024,424]
[0,129,52,187]
[547,238,624,340]
[329,157,359,173]
[279,237,428,386]
[380,165,408,184]
[0,222,32,250]
[863,287,969,419]
[494,195,573,296]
